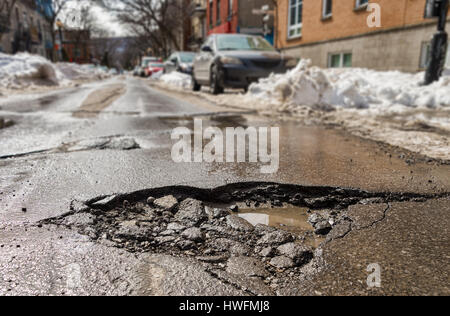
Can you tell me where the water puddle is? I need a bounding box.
[238,206,325,248]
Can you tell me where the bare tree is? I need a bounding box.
[47,0,73,60]
[0,0,18,43]
[107,0,193,58]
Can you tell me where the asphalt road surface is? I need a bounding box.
[0,76,448,295]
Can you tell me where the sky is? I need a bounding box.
[63,0,127,37]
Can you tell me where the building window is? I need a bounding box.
[209,0,213,27]
[228,0,233,18]
[328,52,353,68]
[322,0,332,19]
[355,0,369,9]
[288,0,303,39]
[216,0,221,25]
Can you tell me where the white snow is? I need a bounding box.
[0,52,110,93]
[157,71,192,89]
[246,59,450,111]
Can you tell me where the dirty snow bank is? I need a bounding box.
[247,59,450,110]
[0,52,110,93]
[157,71,192,89]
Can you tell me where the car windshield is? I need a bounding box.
[216,35,275,52]
[179,53,195,63]
[150,63,164,67]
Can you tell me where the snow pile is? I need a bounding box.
[0,53,110,92]
[247,59,450,110]
[0,53,63,89]
[158,71,192,89]
[150,70,164,80]
[57,63,110,81]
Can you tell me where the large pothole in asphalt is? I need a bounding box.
[44,182,441,291]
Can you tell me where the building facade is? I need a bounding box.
[206,0,275,40]
[0,0,53,58]
[189,0,207,50]
[275,0,450,72]
[61,29,91,64]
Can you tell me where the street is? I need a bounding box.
[0,76,448,295]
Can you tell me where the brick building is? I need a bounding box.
[0,0,54,58]
[61,29,91,64]
[275,0,450,72]
[206,0,274,40]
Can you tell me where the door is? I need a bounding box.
[195,37,215,83]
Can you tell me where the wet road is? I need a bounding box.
[0,77,449,295]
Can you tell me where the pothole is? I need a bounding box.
[43,182,445,291]
[237,206,325,248]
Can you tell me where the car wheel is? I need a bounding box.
[210,65,223,95]
[191,75,201,92]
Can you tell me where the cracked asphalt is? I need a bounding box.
[0,76,448,296]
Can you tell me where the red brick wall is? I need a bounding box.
[275,0,449,49]
[207,0,239,34]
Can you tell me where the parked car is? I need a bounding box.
[145,62,165,77]
[141,57,162,77]
[192,34,297,94]
[164,52,196,74]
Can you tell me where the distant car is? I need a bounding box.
[141,57,163,77]
[192,34,297,94]
[145,62,165,77]
[164,52,196,74]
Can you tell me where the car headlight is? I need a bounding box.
[180,63,190,70]
[220,56,243,65]
[285,58,298,68]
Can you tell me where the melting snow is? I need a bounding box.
[0,52,110,93]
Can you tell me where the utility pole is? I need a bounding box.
[252,5,274,44]
[56,19,64,61]
[424,0,449,85]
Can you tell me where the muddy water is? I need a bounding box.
[238,206,325,248]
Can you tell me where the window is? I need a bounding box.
[228,0,233,18]
[216,35,275,52]
[328,52,353,68]
[216,0,221,25]
[322,0,332,19]
[420,42,432,69]
[355,0,369,9]
[209,0,213,27]
[288,0,303,39]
